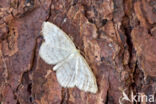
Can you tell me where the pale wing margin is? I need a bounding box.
[54,53,98,93]
[75,54,98,93]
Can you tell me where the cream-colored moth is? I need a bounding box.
[39,21,98,93]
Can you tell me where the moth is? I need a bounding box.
[39,21,98,93]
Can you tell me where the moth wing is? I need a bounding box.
[75,54,98,93]
[41,22,76,50]
[54,53,98,93]
[54,54,79,88]
[39,42,73,64]
[39,22,76,64]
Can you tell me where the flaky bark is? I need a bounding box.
[0,0,156,104]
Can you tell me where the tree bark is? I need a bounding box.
[0,0,156,104]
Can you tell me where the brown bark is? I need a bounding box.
[0,0,156,104]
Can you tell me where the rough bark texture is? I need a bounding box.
[0,0,156,104]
